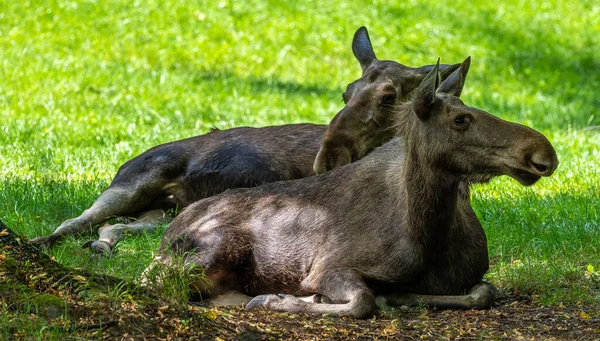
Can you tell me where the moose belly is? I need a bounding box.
[408,257,488,295]
[244,255,314,296]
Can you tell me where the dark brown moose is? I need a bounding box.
[30,27,458,255]
[154,57,558,318]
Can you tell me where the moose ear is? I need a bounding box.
[438,63,462,82]
[414,62,460,79]
[411,58,440,120]
[437,57,471,97]
[352,26,377,71]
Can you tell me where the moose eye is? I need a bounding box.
[454,116,466,124]
[381,94,396,106]
[453,115,472,131]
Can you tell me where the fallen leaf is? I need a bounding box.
[580,311,591,320]
[73,275,86,282]
[204,310,217,320]
[382,324,397,335]
[0,230,8,237]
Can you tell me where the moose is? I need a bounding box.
[152,57,558,317]
[31,27,459,255]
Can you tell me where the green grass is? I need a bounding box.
[1,0,599,324]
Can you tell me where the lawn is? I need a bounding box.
[1,0,599,338]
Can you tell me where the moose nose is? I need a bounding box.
[528,150,558,176]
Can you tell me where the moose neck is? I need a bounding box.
[401,119,462,250]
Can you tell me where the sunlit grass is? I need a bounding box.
[1,0,599,308]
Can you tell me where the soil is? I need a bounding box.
[1,221,598,340]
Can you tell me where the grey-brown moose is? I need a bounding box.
[152,57,558,318]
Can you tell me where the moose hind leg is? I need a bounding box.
[379,282,497,310]
[31,187,146,246]
[246,270,377,319]
[84,209,173,255]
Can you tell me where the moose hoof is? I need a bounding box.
[468,283,497,309]
[30,235,54,246]
[245,294,281,310]
[82,240,113,255]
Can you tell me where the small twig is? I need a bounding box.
[52,273,74,288]
[68,319,119,331]
[206,317,238,334]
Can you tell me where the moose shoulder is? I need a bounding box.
[31,27,459,255]
[155,57,558,318]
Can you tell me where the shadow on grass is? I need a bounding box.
[192,70,342,99]
[472,188,600,261]
[472,187,600,304]
[0,176,168,282]
[454,8,600,120]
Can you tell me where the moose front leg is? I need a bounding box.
[246,270,378,319]
[379,282,496,310]
[83,209,173,255]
